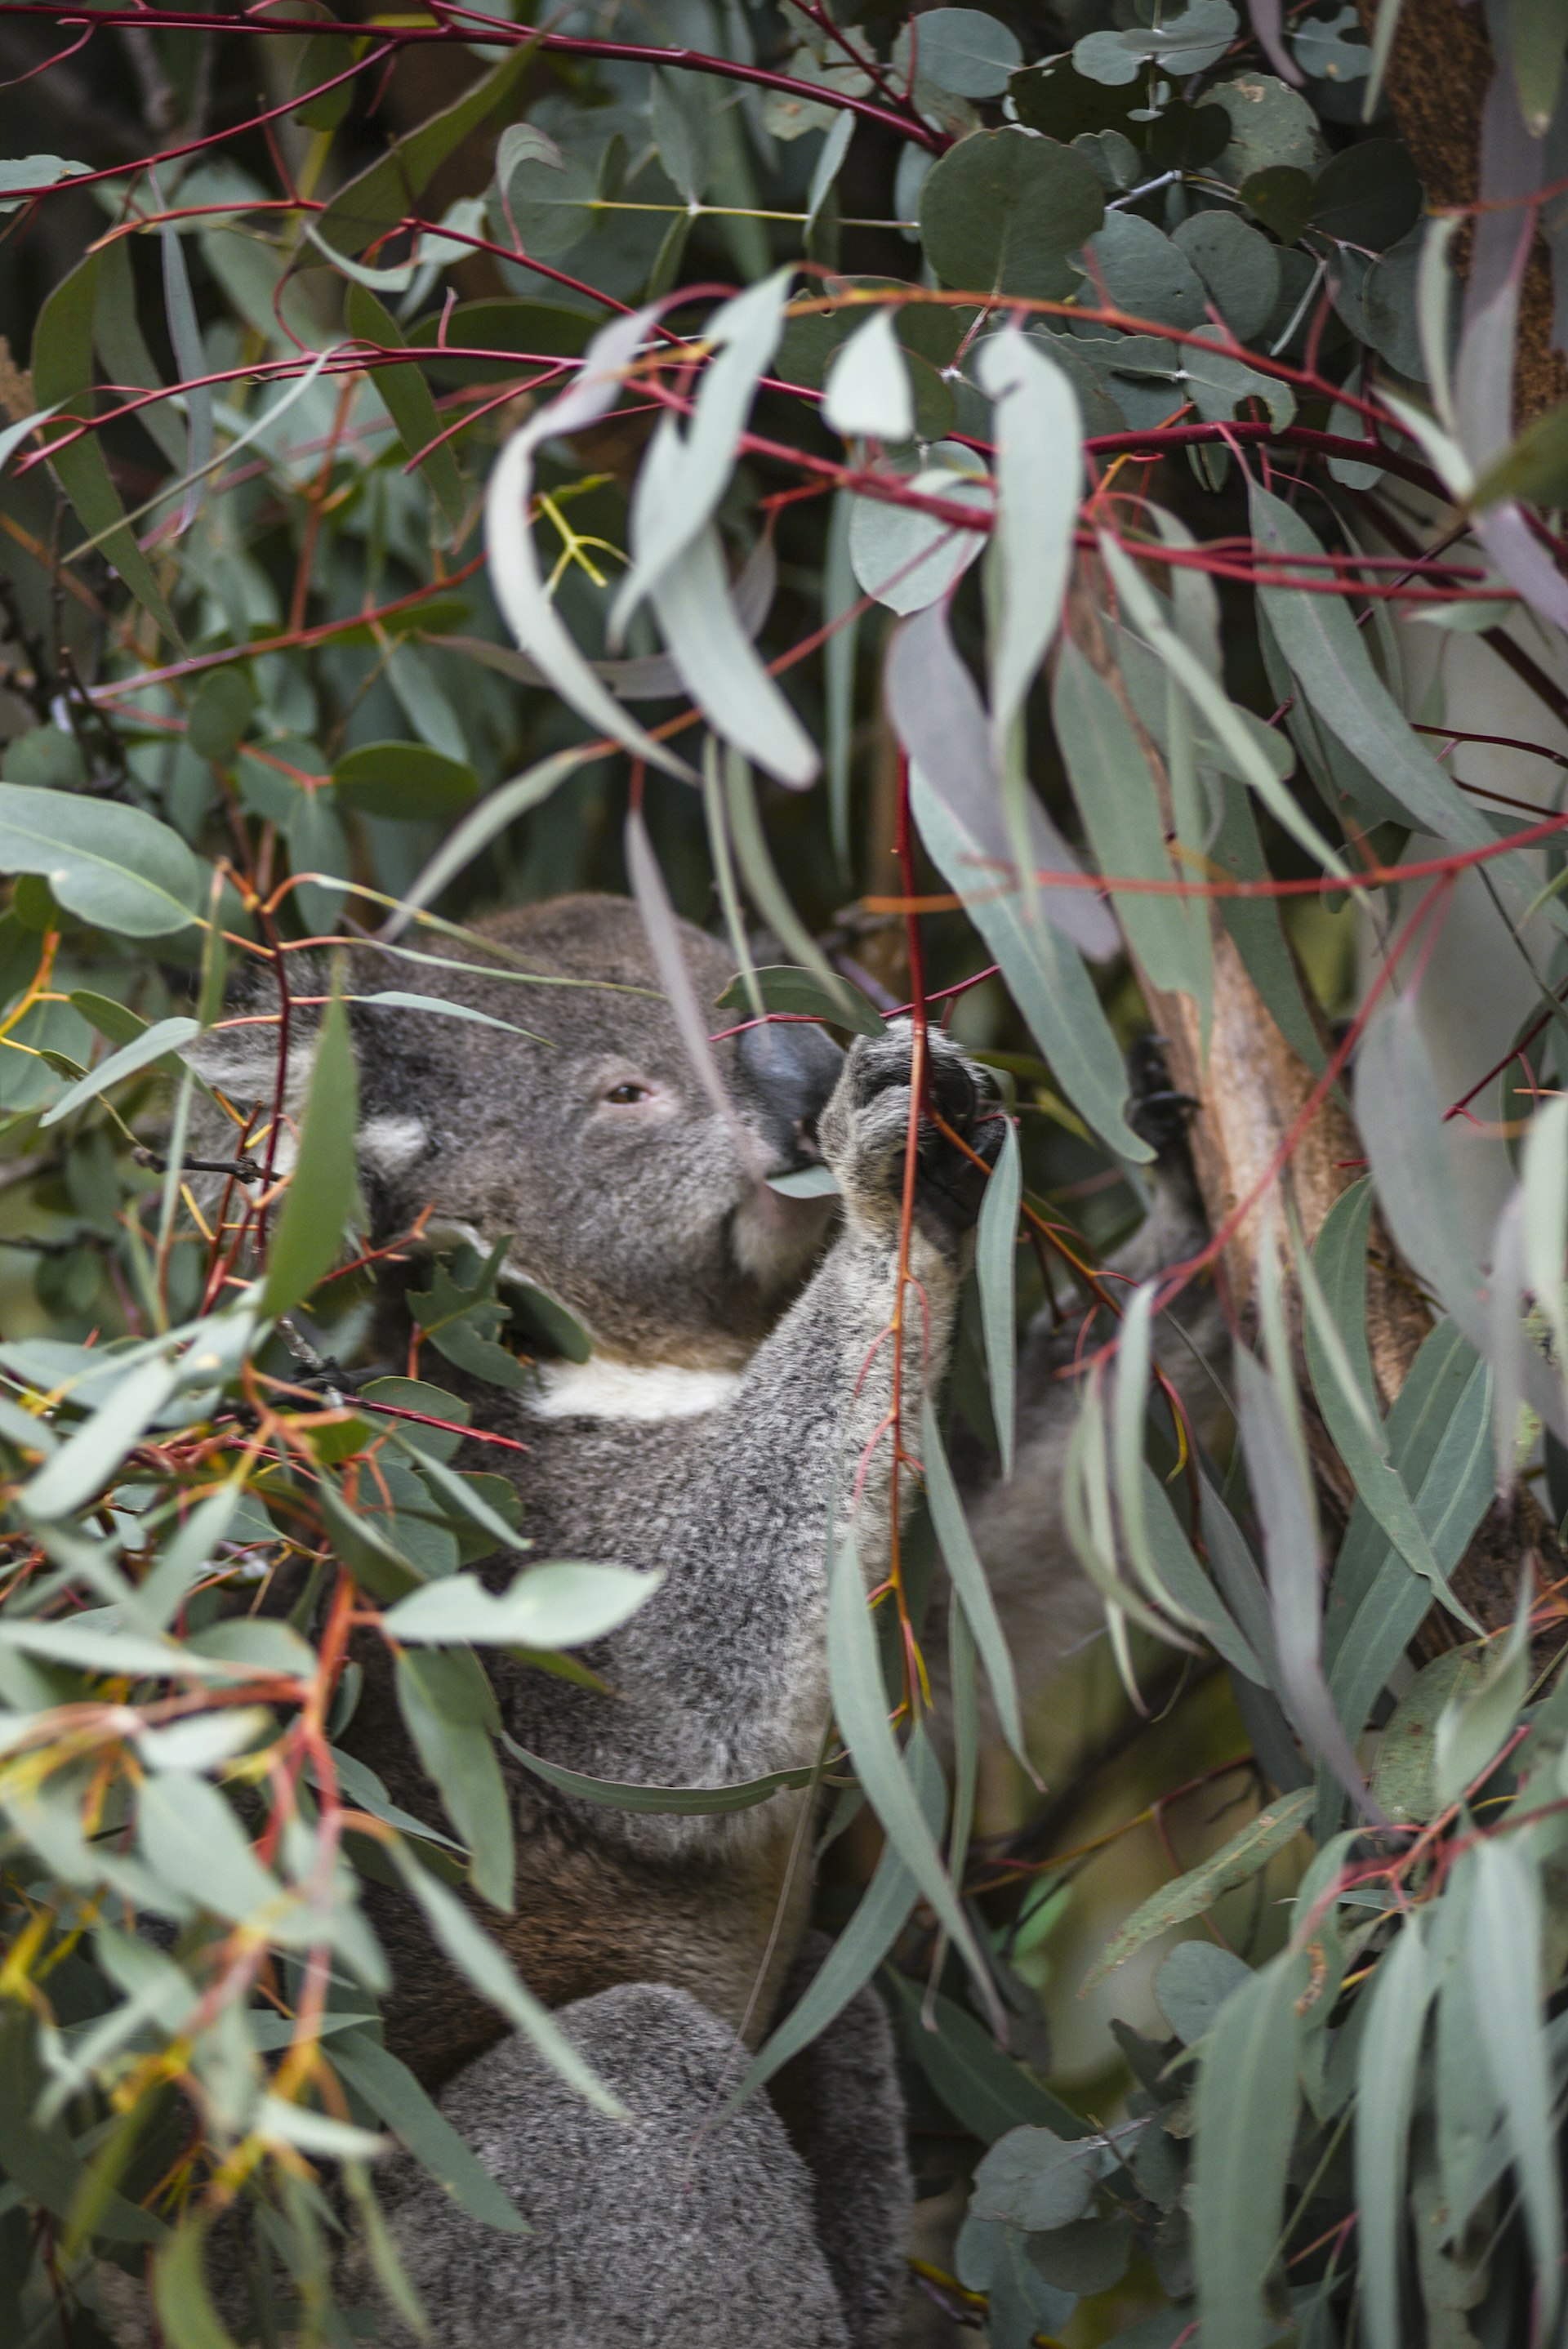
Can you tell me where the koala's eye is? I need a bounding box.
[603,1080,653,1106]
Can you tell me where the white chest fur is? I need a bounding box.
[526,1357,744,1422]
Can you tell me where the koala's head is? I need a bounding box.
[203,895,844,1368]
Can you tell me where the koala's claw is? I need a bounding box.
[818,1023,1001,1241]
[1126,1035,1200,1155]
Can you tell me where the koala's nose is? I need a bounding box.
[736,1018,844,1162]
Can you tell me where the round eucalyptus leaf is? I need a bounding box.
[1009,59,1138,140]
[333,742,481,822]
[848,450,990,613]
[776,285,958,440]
[1073,0,1236,86]
[899,7,1022,99]
[1079,212,1207,332]
[1172,211,1281,343]
[918,131,1103,298]
[1073,128,1142,194]
[494,149,597,258]
[2,726,86,791]
[1362,229,1428,380]
[1155,1940,1253,2044]
[1240,164,1316,245]
[1209,73,1322,185]
[1294,3,1371,82]
[1145,100,1232,172]
[186,667,256,765]
[1309,137,1422,251]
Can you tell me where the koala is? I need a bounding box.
[180,894,1004,2349]
[174,894,1219,2349]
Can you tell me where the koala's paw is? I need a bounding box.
[818,1021,1005,1243]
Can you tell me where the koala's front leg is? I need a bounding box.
[608,1023,1001,1789]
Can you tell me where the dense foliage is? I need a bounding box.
[2,0,1568,2343]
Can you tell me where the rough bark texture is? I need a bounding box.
[1356,0,1567,424]
[1063,577,1548,1640]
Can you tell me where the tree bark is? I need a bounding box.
[1355,0,1567,425]
[1064,577,1549,1639]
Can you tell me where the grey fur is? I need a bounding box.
[185,896,1003,2349]
[174,895,1223,2349]
[360,1982,853,2349]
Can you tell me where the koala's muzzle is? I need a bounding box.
[736,1018,844,1164]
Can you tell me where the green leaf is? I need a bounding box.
[0,155,90,210]
[505,1737,820,1815]
[1075,0,1238,82]
[976,326,1082,771]
[186,669,255,764]
[154,2215,241,2349]
[918,131,1104,299]
[30,252,180,644]
[1171,211,1281,344]
[728,1727,943,2109]
[720,751,871,1017]
[1319,1325,1494,1837]
[41,1017,198,1129]
[888,1972,1085,2145]
[715,964,884,1038]
[395,1649,514,1910]
[1154,1940,1252,2044]
[1432,1583,1530,1809]
[906,9,1023,98]
[1473,393,1568,513]
[1510,0,1566,131]
[383,1561,659,1649]
[137,1772,283,1923]
[1370,1651,1481,1825]
[848,445,990,614]
[1081,211,1207,330]
[823,307,914,441]
[0,783,203,938]
[1210,69,1321,181]
[331,2035,526,2234]
[1192,1950,1307,2349]
[408,1255,530,1391]
[649,528,819,790]
[827,1533,999,2023]
[1300,1191,1477,1628]
[1356,1918,1432,2349]
[1310,138,1422,252]
[1053,635,1214,1010]
[1080,1789,1312,1991]
[21,1351,183,1524]
[318,1472,424,1601]
[1468,1839,1561,2317]
[911,764,1151,1162]
[1249,485,1493,850]
[360,1376,470,1461]
[974,1119,1021,1478]
[332,740,479,822]
[1239,165,1316,243]
[969,2121,1098,2234]
[483,313,697,787]
[318,39,537,256]
[345,283,467,531]
[612,272,792,634]
[261,988,359,1317]
[921,1399,1029,1772]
